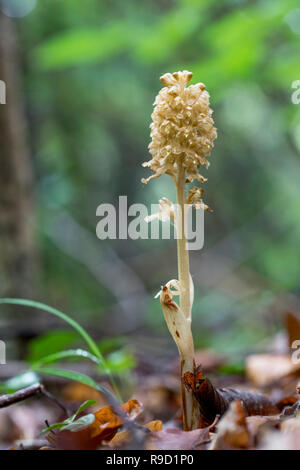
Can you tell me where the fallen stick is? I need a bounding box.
[0,383,43,408]
[0,383,68,414]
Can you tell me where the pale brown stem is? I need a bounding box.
[180,348,199,431]
[174,158,199,430]
[175,159,191,320]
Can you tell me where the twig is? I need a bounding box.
[41,388,69,415]
[0,382,68,415]
[0,383,43,408]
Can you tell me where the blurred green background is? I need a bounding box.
[1,0,300,365]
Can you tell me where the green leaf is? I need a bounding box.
[73,400,97,418]
[41,399,96,435]
[61,414,95,432]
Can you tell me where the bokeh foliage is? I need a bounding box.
[14,0,300,353]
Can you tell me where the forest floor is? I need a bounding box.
[0,313,300,450]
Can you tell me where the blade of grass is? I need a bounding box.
[36,367,119,406]
[30,349,101,370]
[0,298,121,401]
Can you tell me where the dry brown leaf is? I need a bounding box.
[90,399,142,440]
[281,414,300,433]
[146,420,163,432]
[259,428,300,450]
[50,428,104,450]
[285,312,300,348]
[246,415,278,439]
[109,429,131,447]
[121,399,143,420]
[90,406,123,440]
[276,396,299,412]
[210,401,250,450]
[110,420,163,448]
[246,354,298,387]
[147,428,210,450]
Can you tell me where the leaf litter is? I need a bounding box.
[1,312,300,450]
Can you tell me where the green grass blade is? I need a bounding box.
[0,298,121,400]
[31,349,101,370]
[36,367,118,403]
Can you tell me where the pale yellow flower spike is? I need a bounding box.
[142,70,217,186]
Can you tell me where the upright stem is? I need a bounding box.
[176,159,191,320]
[175,157,199,430]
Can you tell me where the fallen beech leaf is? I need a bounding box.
[110,420,162,448]
[121,399,142,420]
[260,428,300,450]
[280,399,300,418]
[281,414,300,433]
[90,399,142,440]
[246,415,274,441]
[90,407,122,440]
[147,428,211,450]
[47,427,106,450]
[210,401,250,450]
[109,429,131,447]
[146,420,163,432]
[276,396,299,412]
[285,312,300,348]
[246,354,298,387]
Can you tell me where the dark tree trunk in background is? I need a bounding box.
[0,11,38,312]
